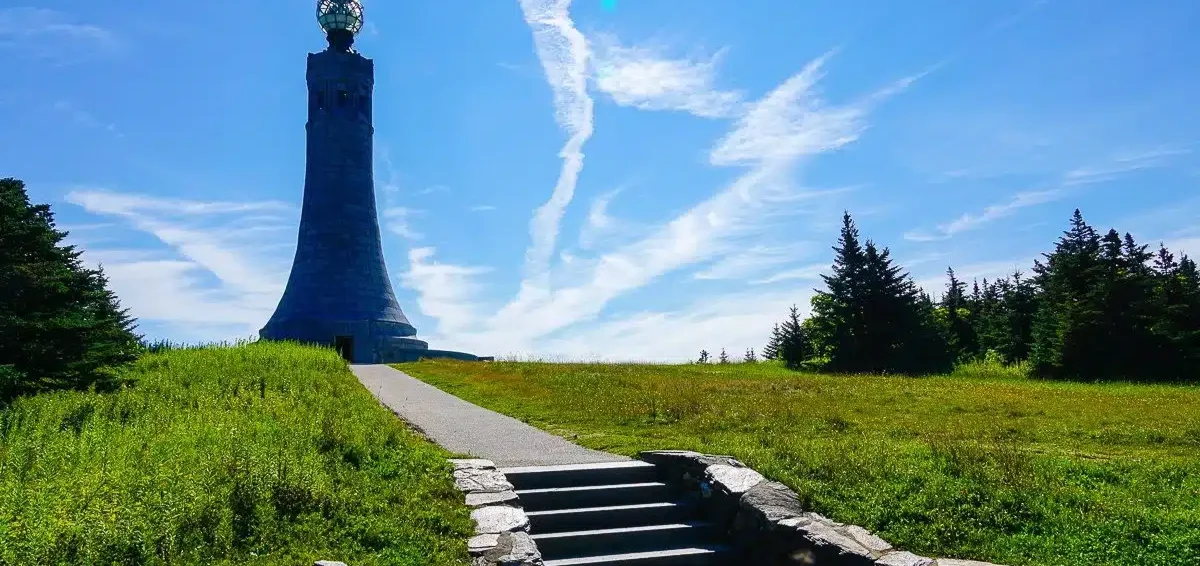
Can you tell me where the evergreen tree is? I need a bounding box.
[697,350,710,364]
[744,348,757,363]
[809,212,951,374]
[1029,210,1103,378]
[998,271,1037,364]
[762,323,782,360]
[0,178,141,398]
[810,212,867,371]
[718,348,730,364]
[779,304,810,370]
[940,267,975,361]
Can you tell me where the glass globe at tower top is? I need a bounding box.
[316,0,365,37]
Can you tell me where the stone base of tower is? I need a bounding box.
[260,318,482,364]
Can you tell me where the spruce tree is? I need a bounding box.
[779,304,810,370]
[744,348,757,363]
[809,212,951,374]
[718,348,730,364]
[999,271,1037,364]
[763,323,782,360]
[811,212,866,372]
[697,350,710,364]
[1030,210,1106,379]
[0,178,140,398]
[940,267,975,362]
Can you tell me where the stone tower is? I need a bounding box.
[261,1,479,363]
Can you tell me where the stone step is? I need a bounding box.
[526,502,696,534]
[517,482,672,512]
[532,522,718,560]
[498,461,659,490]
[541,546,734,566]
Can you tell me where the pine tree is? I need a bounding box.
[744,348,757,363]
[718,348,730,364]
[779,304,810,370]
[763,323,782,360]
[0,178,141,398]
[697,350,710,364]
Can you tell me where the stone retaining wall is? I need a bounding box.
[450,459,544,566]
[640,450,1007,566]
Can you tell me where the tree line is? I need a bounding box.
[704,210,1200,382]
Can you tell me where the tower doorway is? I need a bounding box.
[334,336,354,362]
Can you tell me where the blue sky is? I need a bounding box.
[2,0,1197,361]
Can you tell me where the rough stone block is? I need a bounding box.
[787,518,877,566]
[454,469,515,494]
[466,490,520,507]
[843,524,893,555]
[706,464,765,495]
[470,505,530,535]
[738,480,806,526]
[472,531,543,566]
[935,559,1005,566]
[314,562,348,566]
[451,459,496,471]
[877,551,936,566]
[468,533,501,555]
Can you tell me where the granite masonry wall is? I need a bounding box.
[450,459,544,566]
[640,450,1008,566]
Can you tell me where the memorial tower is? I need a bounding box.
[261,0,479,363]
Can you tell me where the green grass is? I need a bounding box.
[398,359,1200,566]
[0,342,471,565]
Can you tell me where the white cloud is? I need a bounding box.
[904,188,1064,242]
[1063,147,1191,186]
[907,146,1191,242]
[382,206,423,240]
[709,53,869,167]
[470,205,497,212]
[590,35,743,118]
[577,188,632,250]
[64,190,293,337]
[750,263,828,285]
[0,8,120,63]
[398,247,493,336]
[694,244,815,281]
[403,49,917,358]
[517,0,595,287]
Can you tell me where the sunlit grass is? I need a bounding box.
[399,359,1200,566]
[0,342,471,565]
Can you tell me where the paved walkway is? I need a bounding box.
[351,364,628,467]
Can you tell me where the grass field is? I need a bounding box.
[399,359,1200,566]
[0,343,471,566]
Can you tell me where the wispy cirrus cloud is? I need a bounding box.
[0,8,121,64]
[590,34,744,118]
[906,147,1192,242]
[64,189,294,336]
[400,45,918,356]
[694,244,815,281]
[54,100,121,136]
[382,207,423,240]
[517,0,595,288]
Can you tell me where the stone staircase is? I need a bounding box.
[497,461,733,565]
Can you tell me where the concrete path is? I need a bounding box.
[351,364,628,467]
